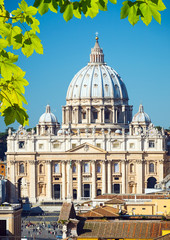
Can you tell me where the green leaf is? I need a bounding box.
[2,104,29,126]
[140,2,152,25]
[37,1,49,15]
[109,0,117,4]
[25,6,38,15]
[30,33,43,54]
[19,0,28,12]
[63,4,73,22]
[121,1,130,19]
[0,38,8,49]
[128,4,139,26]
[73,8,81,19]
[49,0,58,13]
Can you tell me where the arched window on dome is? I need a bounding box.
[130,163,134,173]
[149,163,154,173]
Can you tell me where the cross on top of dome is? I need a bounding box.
[90,35,104,64]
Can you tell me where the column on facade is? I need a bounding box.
[66,106,69,124]
[29,160,36,203]
[115,108,117,123]
[102,160,106,194]
[66,160,72,199]
[121,160,126,194]
[102,107,105,123]
[107,160,111,194]
[62,107,66,124]
[91,161,96,199]
[89,106,91,124]
[136,159,143,194]
[10,160,17,203]
[77,160,82,201]
[62,161,66,200]
[46,160,52,200]
[159,159,164,181]
[86,107,89,124]
[112,106,115,124]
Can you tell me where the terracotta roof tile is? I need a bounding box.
[79,206,119,218]
[59,202,76,221]
[78,221,170,239]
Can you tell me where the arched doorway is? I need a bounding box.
[147,177,157,188]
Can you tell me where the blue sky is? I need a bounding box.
[1,0,170,131]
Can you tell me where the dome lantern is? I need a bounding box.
[90,36,104,64]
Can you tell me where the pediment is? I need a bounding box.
[66,142,107,153]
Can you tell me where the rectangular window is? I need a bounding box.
[73,177,77,181]
[84,163,89,173]
[96,143,101,148]
[72,144,76,149]
[149,140,155,148]
[93,112,98,120]
[54,163,59,174]
[39,144,44,149]
[142,208,146,210]
[97,177,101,180]
[114,163,119,173]
[129,143,135,149]
[19,141,25,149]
[53,143,60,149]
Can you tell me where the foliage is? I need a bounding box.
[0,127,15,160]
[0,0,166,126]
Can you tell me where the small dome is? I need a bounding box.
[115,129,122,134]
[39,105,57,124]
[132,104,151,123]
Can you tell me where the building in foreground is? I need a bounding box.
[6,37,170,204]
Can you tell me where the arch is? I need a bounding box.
[149,163,154,173]
[19,163,24,174]
[73,189,77,199]
[147,177,157,188]
[39,164,44,174]
[130,163,134,173]
[97,189,101,196]
[97,163,101,173]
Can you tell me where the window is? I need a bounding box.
[73,189,77,199]
[84,163,89,173]
[97,177,101,180]
[130,143,135,149]
[149,163,154,173]
[82,112,86,119]
[39,184,43,194]
[93,112,98,120]
[72,164,76,173]
[39,164,43,174]
[55,177,59,180]
[114,163,119,173]
[73,177,77,181]
[142,208,146,210]
[113,141,120,148]
[53,143,60,149]
[54,163,59,174]
[149,140,155,148]
[39,144,44,149]
[105,111,110,120]
[19,141,25,149]
[19,163,24,174]
[114,177,119,180]
[130,163,134,173]
[97,164,101,173]
[72,144,76,149]
[96,143,101,148]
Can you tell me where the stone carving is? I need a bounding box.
[84,144,89,152]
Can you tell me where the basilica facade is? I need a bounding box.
[6,37,168,203]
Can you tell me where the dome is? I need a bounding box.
[66,37,128,101]
[39,105,57,124]
[132,104,151,123]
